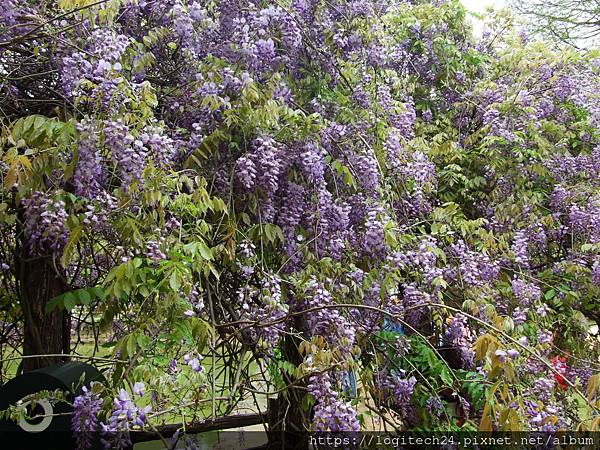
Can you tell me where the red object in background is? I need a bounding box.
[550,355,568,390]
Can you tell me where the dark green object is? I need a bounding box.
[0,361,105,450]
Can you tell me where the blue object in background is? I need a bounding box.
[342,369,358,398]
[383,317,405,335]
[341,319,403,399]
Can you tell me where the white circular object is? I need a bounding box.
[18,399,53,433]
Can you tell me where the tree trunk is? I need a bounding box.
[18,256,71,372]
[266,323,310,450]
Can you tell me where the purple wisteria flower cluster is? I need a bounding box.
[72,385,103,450]
[307,371,360,432]
[237,272,289,351]
[22,192,69,257]
[100,383,150,450]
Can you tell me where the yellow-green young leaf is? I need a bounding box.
[474,334,490,361]
[212,197,227,212]
[479,413,493,432]
[3,167,17,188]
[18,155,32,171]
[10,119,25,142]
[136,333,151,350]
[298,341,309,356]
[197,242,213,260]
[499,407,521,431]
[114,336,129,358]
[503,363,517,383]
[499,407,510,428]
[587,374,600,401]
[61,226,83,267]
[503,317,514,333]
[208,263,220,280]
[508,409,521,431]
[139,285,151,298]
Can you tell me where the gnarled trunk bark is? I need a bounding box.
[266,322,310,450]
[18,255,71,372]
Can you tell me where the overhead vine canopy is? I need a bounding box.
[1,0,599,448]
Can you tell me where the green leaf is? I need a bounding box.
[90,287,106,300]
[264,224,275,242]
[139,285,151,297]
[126,334,137,358]
[197,242,213,260]
[60,226,83,267]
[169,270,181,291]
[439,367,453,386]
[301,393,316,412]
[63,292,77,311]
[77,289,91,305]
[136,333,151,350]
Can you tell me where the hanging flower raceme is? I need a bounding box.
[307,370,360,432]
[74,119,106,199]
[100,385,150,450]
[304,279,356,352]
[72,386,103,450]
[22,192,69,257]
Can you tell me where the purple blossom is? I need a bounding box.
[72,386,102,450]
[105,120,145,189]
[507,349,519,359]
[184,354,204,373]
[538,330,553,345]
[512,277,541,306]
[391,99,416,139]
[377,366,417,414]
[74,120,106,199]
[512,229,530,268]
[422,108,433,122]
[444,316,475,368]
[512,306,529,326]
[22,192,69,257]
[100,389,151,450]
[532,377,554,402]
[426,396,444,419]
[140,127,177,169]
[236,155,257,190]
[362,206,388,259]
[132,382,145,397]
[592,260,600,286]
[145,239,167,262]
[307,371,360,432]
[299,141,325,185]
[304,280,356,350]
[236,273,289,351]
[495,349,507,363]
